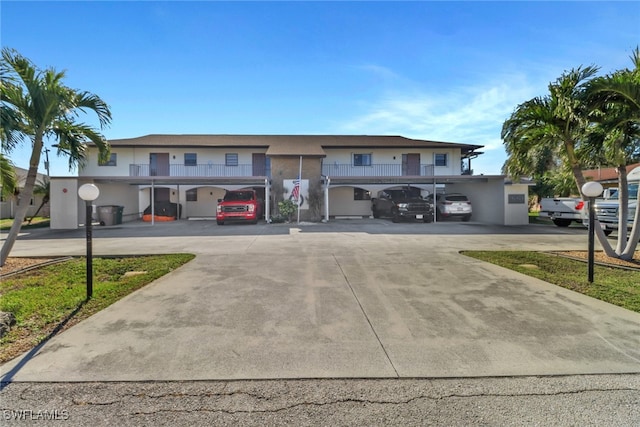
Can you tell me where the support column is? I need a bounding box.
[265,178,270,223]
[323,177,330,222]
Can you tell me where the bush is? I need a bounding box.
[278,199,298,222]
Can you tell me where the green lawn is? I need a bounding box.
[0,217,50,230]
[462,251,640,313]
[0,254,195,363]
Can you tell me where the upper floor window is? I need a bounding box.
[353,153,372,166]
[434,153,448,167]
[184,153,197,166]
[226,153,238,167]
[99,153,117,166]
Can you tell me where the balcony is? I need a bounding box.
[322,163,435,177]
[129,164,267,177]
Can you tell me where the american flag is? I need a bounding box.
[291,180,300,202]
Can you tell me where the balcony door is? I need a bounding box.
[150,153,169,176]
[402,153,420,176]
[252,153,266,176]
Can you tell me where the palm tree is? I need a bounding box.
[584,47,640,258]
[27,178,50,224]
[502,66,617,257]
[0,48,111,266]
[0,153,17,199]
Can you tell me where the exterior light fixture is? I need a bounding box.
[78,184,100,299]
[581,181,604,283]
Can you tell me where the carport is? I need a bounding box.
[49,176,270,229]
[321,174,530,225]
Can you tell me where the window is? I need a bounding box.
[226,153,238,166]
[186,188,198,201]
[184,153,197,166]
[353,153,372,166]
[354,188,371,201]
[434,153,447,167]
[99,153,117,166]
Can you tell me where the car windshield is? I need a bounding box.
[224,191,253,201]
[387,189,421,199]
[607,183,638,200]
[445,195,468,202]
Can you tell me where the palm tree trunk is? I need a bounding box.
[616,165,629,254]
[621,196,640,259]
[27,196,48,224]
[0,135,42,266]
[566,141,617,257]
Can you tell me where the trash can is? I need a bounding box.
[98,205,124,226]
[115,206,124,224]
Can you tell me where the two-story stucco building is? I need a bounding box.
[49,134,530,228]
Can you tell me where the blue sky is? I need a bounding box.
[2,1,639,177]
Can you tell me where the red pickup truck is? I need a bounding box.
[216,189,263,225]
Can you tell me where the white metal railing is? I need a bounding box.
[322,163,435,177]
[129,164,265,177]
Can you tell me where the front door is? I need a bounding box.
[150,153,170,176]
[402,153,420,176]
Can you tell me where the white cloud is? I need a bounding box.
[340,73,539,174]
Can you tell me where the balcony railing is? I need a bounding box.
[129,164,267,177]
[322,163,435,177]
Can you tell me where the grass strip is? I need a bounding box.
[0,217,50,230]
[0,254,195,363]
[462,251,640,313]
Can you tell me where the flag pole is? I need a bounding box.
[297,155,302,224]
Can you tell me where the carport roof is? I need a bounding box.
[106,134,484,158]
[82,176,269,186]
[324,174,502,186]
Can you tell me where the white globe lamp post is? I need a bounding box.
[581,181,604,283]
[78,184,100,299]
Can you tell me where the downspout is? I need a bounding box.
[176,184,181,220]
[324,176,330,223]
[265,177,270,223]
[151,180,155,226]
[432,154,437,223]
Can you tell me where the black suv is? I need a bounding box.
[371,189,434,223]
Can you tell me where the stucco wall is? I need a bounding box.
[504,184,530,225]
[87,182,140,222]
[328,186,373,216]
[270,156,323,221]
[50,178,79,229]
[445,178,506,224]
[184,186,226,218]
[81,147,267,177]
[322,148,461,175]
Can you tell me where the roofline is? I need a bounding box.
[104,134,484,151]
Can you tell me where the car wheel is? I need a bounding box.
[462,214,471,222]
[423,213,433,223]
[391,209,400,223]
[552,218,572,227]
[217,220,224,225]
[372,208,380,219]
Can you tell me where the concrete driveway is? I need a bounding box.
[2,219,639,382]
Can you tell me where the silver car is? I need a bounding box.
[427,193,472,221]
